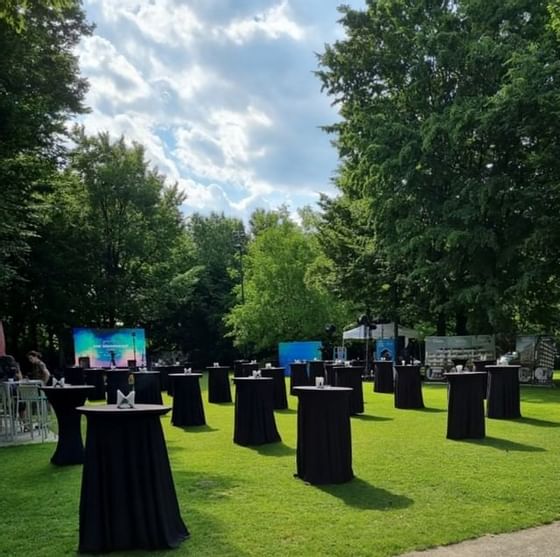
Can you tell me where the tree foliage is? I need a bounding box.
[226,211,351,354]
[317,0,560,335]
[0,0,91,290]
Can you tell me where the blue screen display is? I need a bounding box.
[278,341,322,375]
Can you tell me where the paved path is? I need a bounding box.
[400,522,560,557]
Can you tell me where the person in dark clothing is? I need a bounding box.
[0,354,22,381]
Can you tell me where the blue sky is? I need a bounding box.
[76,0,366,221]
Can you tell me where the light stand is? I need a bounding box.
[132,332,137,370]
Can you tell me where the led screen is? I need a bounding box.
[73,328,147,368]
[278,341,322,375]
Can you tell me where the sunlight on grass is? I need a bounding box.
[1,376,560,556]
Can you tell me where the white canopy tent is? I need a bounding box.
[342,323,419,343]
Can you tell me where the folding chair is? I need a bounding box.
[16,383,49,441]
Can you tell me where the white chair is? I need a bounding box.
[16,383,49,441]
[0,383,16,440]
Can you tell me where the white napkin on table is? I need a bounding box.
[116,389,135,408]
[52,377,65,388]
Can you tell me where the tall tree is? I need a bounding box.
[317,0,560,335]
[0,0,91,292]
[0,0,91,359]
[64,129,189,330]
[182,213,245,364]
[226,211,351,355]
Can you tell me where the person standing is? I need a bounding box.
[26,351,51,385]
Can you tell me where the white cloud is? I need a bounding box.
[89,0,202,47]
[219,0,306,44]
[77,0,368,221]
[77,35,151,105]
[173,105,273,189]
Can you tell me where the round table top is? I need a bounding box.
[331,365,363,370]
[485,365,521,370]
[77,404,171,416]
[168,372,203,378]
[206,365,231,370]
[41,385,94,391]
[131,371,160,375]
[260,366,284,371]
[443,372,487,377]
[234,376,274,382]
[293,386,352,393]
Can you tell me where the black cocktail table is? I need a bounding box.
[132,371,162,404]
[308,360,325,382]
[77,404,189,553]
[443,372,486,439]
[169,373,205,427]
[206,365,232,403]
[260,366,288,410]
[105,369,132,404]
[486,365,522,419]
[289,362,308,394]
[332,365,364,414]
[394,365,424,409]
[373,360,394,393]
[83,368,106,401]
[293,386,353,485]
[41,385,93,465]
[473,360,496,399]
[233,377,281,446]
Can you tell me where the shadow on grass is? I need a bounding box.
[317,477,413,510]
[162,471,252,557]
[462,436,545,452]
[352,414,393,422]
[414,407,446,413]
[247,441,296,457]
[276,408,297,415]
[173,424,220,434]
[513,417,560,428]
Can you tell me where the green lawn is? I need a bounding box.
[2,377,560,557]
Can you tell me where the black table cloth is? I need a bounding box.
[473,360,495,399]
[41,385,93,465]
[323,361,335,385]
[260,367,288,410]
[233,377,281,446]
[394,365,424,409]
[289,362,309,394]
[105,370,132,404]
[444,372,486,439]
[241,361,259,377]
[206,365,232,403]
[332,365,364,415]
[486,365,522,419]
[373,360,394,393]
[169,373,205,427]
[153,365,184,392]
[233,359,250,378]
[77,404,189,553]
[293,386,353,485]
[132,371,163,405]
[63,367,86,386]
[308,360,325,382]
[83,368,107,401]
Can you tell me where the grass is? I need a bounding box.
[2,376,560,557]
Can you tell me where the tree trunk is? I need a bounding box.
[455,311,468,336]
[436,312,446,336]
